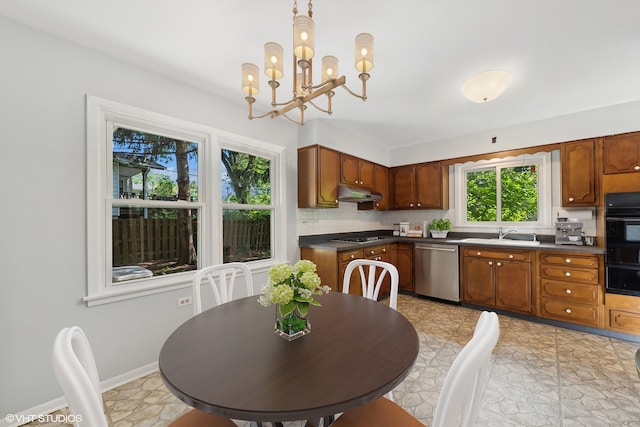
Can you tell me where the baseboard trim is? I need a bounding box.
[2,362,159,427]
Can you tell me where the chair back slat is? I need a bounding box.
[343,260,399,310]
[193,263,254,315]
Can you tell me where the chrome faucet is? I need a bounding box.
[498,227,518,240]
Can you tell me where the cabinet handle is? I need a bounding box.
[565,272,571,277]
[496,262,502,267]
[488,261,493,266]
[410,203,414,207]
[635,165,640,171]
[382,248,386,253]
[508,254,514,259]
[350,255,355,259]
[477,252,482,256]
[370,250,375,255]
[417,203,421,207]
[565,308,572,314]
[568,197,575,202]
[335,200,338,203]
[565,258,571,263]
[565,289,572,294]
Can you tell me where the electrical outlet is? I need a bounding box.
[177,296,192,307]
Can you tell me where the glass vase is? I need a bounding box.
[274,306,311,341]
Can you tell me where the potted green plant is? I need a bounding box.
[428,218,451,238]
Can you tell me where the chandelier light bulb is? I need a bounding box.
[241,62,260,95]
[322,55,339,82]
[355,33,374,73]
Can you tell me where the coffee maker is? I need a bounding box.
[555,218,583,245]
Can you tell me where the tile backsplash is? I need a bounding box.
[297,204,597,238]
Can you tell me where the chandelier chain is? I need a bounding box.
[307,0,313,18]
[292,0,298,17]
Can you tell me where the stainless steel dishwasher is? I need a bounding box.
[414,243,459,302]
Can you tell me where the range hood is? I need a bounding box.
[338,185,383,203]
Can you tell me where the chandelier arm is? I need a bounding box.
[340,83,367,101]
[271,95,301,107]
[308,99,331,114]
[281,111,304,125]
[249,109,280,120]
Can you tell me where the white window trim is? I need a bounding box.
[454,152,552,229]
[85,95,286,306]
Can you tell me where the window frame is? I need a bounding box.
[85,95,286,306]
[454,153,552,229]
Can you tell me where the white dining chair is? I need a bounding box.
[330,311,500,427]
[342,259,399,310]
[192,262,254,315]
[52,326,236,427]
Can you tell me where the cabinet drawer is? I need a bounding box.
[338,249,363,263]
[540,297,599,327]
[540,279,599,304]
[540,266,599,284]
[363,244,389,257]
[539,253,599,268]
[463,247,530,262]
[608,309,640,334]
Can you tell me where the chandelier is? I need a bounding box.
[241,0,374,125]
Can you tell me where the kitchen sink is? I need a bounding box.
[459,237,540,247]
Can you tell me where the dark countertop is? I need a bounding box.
[299,232,606,254]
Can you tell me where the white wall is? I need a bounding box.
[0,17,298,418]
[391,101,640,165]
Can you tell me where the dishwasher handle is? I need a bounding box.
[415,245,458,252]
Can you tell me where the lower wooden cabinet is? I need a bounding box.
[461,247,533,315]
[394,243,414,293]
[537,251,603,328]
[605,293,640,334]
[302,243,394,298]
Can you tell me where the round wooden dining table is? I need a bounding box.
[159,292,419,425]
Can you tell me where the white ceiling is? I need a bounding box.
[2,0,640,148]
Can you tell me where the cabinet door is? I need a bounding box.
[395,243,414,292]
[298,145,339,208]
[392,166,415,209]
[462,257,495,306]
[317,147,340,206]
[561,139,598,206]
[340,154,360,186]
[495,261,532,314]
[603,133,640,174]
[373,164,389,210]
[358,159,375,189]
[415,162,443,208]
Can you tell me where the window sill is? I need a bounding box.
[84,259,281,306]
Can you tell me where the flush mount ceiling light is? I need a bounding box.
[241,0,373,125]
[461,70,512,103]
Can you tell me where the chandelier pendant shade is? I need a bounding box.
[241,0,373,125]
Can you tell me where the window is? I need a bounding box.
[86,96,285,305]
[454,153,551,228]
[221,149,272,263]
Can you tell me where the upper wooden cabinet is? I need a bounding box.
[392,161,448,210]
[298,145,340,208]
[561,138,599,206]
[340,154,374,189]
[373,164,389,210]
[603,132,640,174]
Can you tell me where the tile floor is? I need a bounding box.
[26,295,640,426]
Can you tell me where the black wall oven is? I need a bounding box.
[605,192,640,296]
